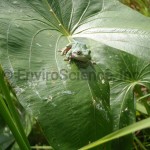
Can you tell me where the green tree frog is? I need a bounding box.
[60,41,91,63]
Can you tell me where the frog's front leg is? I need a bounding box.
[60,43,72,56]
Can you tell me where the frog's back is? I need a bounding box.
[72,41,87,50]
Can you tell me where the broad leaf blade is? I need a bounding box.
[73,1,150,60]
[0,1,112,149]
[93,43,150,149]
[1,0,150,149]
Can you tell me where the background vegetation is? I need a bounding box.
[0,0,150,150]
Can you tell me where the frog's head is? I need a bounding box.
[71,43,91,62]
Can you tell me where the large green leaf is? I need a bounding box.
[27,0,150,60]
[0,0,150,149]
[73,1,150,60]
[0,1,112,149]
[91,42,150,149]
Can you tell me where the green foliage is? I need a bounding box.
[79,117,150,150]
[0,0,150,150]
[121,0,150,16]
[0,66,31,150]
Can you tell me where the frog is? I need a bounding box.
[60,41,91,63]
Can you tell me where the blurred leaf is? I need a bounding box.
[0,116,15,150]
[136,102,148,115]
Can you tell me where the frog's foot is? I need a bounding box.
[58,49,64,56]
[60,48,66,55]
[58,48,67,55]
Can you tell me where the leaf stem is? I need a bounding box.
[45,0,70,36]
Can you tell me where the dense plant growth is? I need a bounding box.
[0,0,150,150]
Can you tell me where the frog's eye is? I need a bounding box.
[77,50,82,55]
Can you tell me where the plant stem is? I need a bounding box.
[0,96,30,150]
[0,65,31,150]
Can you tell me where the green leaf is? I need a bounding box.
[73,0,150,61]
[79,117,150,150]
[0,0,150,149]
[0,67,31,150]
[136,101,149,115]
[0,1,112,149]
[92,42,150,149]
